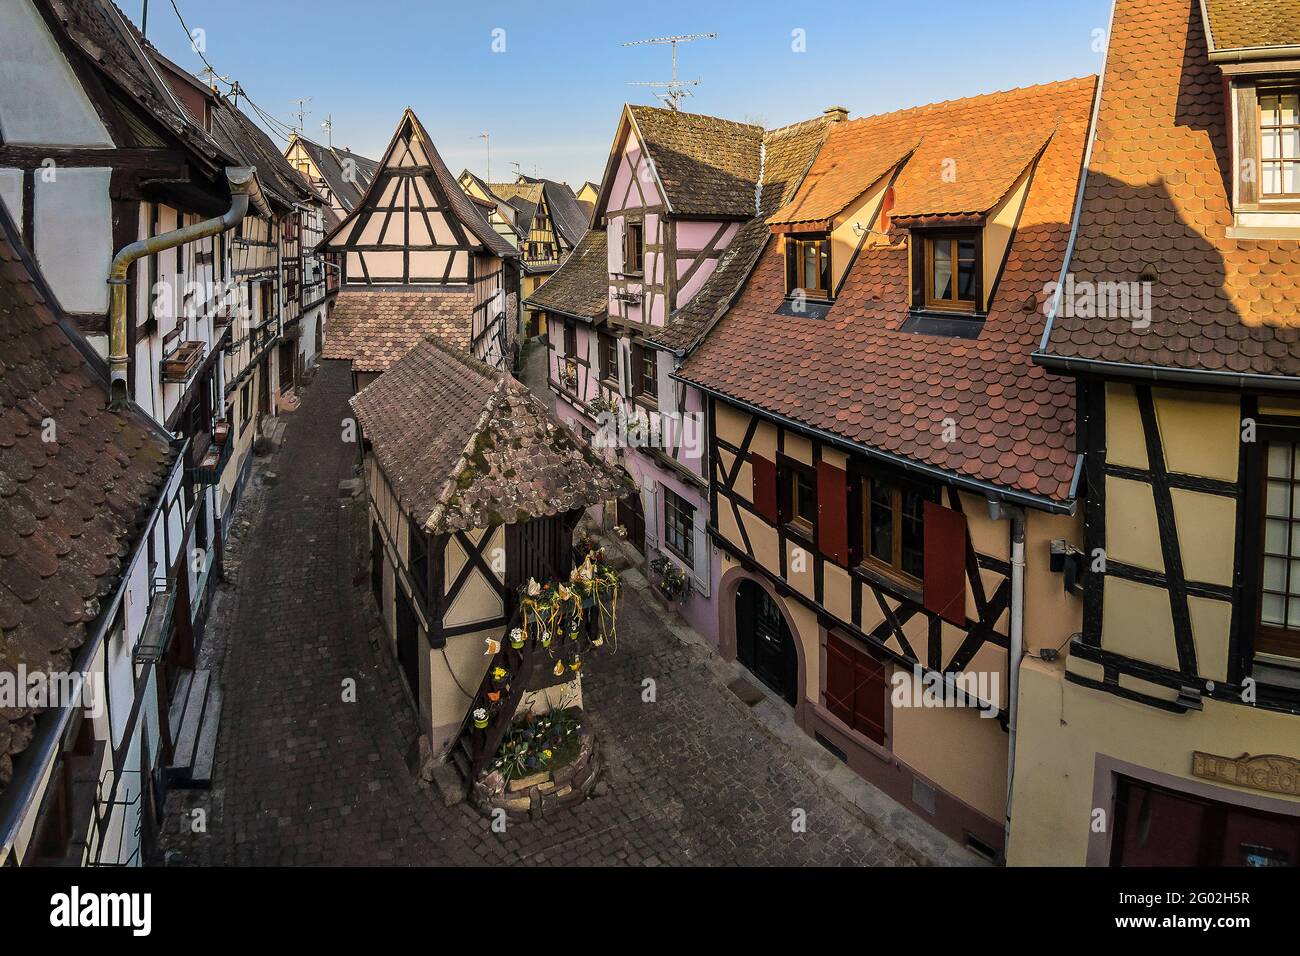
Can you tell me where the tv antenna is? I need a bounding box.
[321,114,333,147]
[623,33,716,110]
[290,96,312,133]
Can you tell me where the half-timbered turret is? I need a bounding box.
[322,111,520,383]
[349,335,632,767]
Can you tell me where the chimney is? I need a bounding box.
[824,105,849,123]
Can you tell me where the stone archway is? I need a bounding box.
[718,565,811,731]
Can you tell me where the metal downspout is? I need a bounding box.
[107,167,269,408]
[1005,508,1026,856]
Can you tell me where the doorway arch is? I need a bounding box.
[735,579,799,706]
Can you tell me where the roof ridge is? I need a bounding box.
[627,103,765,132]
[843,74,1098,129]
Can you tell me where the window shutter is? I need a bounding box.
[617,338,631,397]
[922,499,967,626]
[642,479,658,549]
[691,504,710,596]
[910,236,926,308]
[751,454,778,524]
[607,218,624,275]
[1235,82,1260,206]
[816,461,849,566]
[656,350,674,409]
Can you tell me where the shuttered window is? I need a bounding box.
[922,499,967,625]
[663,487,695,565]
[860,476,926,582]
[817,461,849,566]
[751,454,778,523]
[825,632,887,746]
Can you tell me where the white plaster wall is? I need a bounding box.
[0,1,113,147]
[0,168,23,225]
[34,166,112,313]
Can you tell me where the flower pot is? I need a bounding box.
[473,708,489,730]
[487,690,501,703]
[510,636,525,649]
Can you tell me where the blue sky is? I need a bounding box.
[137,0,1112,188]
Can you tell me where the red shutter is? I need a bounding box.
[826,633,886,745]
[816,461,848,566]
[751,454,778,523]
[923,499,967,625]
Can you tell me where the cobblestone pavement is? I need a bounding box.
[159,359,926,866]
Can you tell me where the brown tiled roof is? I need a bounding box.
[1203,0,1300,51]
[651,116,832,352]
[1042,0,1300,377]
[628,105,764,217]
[890,126,1054,220]
[769,132,914,228]
[0,205,170,794]
[322,288,475,373]
[523,229,608,321]
[680,77,1097,504]
[350,337,633,532]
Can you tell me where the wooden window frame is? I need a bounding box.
[624,217,645,276]
[921,231,981,313]
[633,343,657,402]
[849,467,930,589]
[563,319,578,359]
[239,383,251,435]
[1254,431,1300,663]
[662,487,695,566]
[599,332,619,384]
[784,233,832,300]
[777,455,817,540]
[1259,85,1300,201]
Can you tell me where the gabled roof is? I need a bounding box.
[206,93,313,210]
[515,175,590,246]
[1202,0,1300,54]
[485,181,543,237]
[1041,0,1300,380]
[37,0,229,168]
[350,336,633,532]
[769,133,917,229]
[321,109,517,259]
[651,115,833,352]
[605,105,765,218]
[680,77,1097,506]
[291,134,379,212]
[0,200,171,795]
[321,288,475,373]
[523,228,608,321]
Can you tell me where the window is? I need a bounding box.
[409,517,429,602]
[563,320,577,357]
[239,383,251,435]
[600,333,619,383]
[259,282,274,324]
[779,459,816,535]
[784,234,831,299]
[825,632,887,745]
[923,233,979,312]
[1260,89,1300,198]
[1258,440,1300,662]
[624,218,644,275]
[862,476,925,581]
[663,488,695,565]
[634,344,657,401]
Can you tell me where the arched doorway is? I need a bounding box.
[735,580,798,706]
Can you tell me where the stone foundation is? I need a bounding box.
[471,725,600,820]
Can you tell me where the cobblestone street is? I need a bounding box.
[160,360,930,866]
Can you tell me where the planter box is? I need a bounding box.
[160,340,205,383]
[212,420,231,445]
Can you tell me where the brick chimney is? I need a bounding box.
[823,105,849,123]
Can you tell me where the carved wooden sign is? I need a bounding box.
[1191,752,1300,797]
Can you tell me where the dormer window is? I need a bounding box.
[784,233,831,300]
[1260,89,1300,198]
[923,232,979,312]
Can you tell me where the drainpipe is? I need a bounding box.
[107,167,269,409]
[988,500,1026,853]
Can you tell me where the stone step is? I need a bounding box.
[167,669,211,782]
[187,685,222,789]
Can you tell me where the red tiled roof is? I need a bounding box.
[1042,0,1300,376]
[681,77,1097,504]
[322,288,475,373]
[0,206,170,794]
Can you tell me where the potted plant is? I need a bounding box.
[509,627,525,649]
[650,556,689,602]
[213,420,231,445]
[490,666,509,685]
[472,707,489,730]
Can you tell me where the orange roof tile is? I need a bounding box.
[681,77,1096,504]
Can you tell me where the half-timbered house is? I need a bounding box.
[527,104,831,644]
[1012,0,1300,867]
[285,133,378,226]
[349,335,632,763]
[322,110,521,384]
[0,0,320,863]
[677,78,1096,859]
[458,174,588,339]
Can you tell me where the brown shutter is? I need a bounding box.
[922,499,967,625]
[910,234,926,308]
[1236,81,1260,206]
[751,453,778,524]
[816,460,849,566]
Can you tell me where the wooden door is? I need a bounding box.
[617,494,646,555]
[736,580,797,705]
[506,513,571,594]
